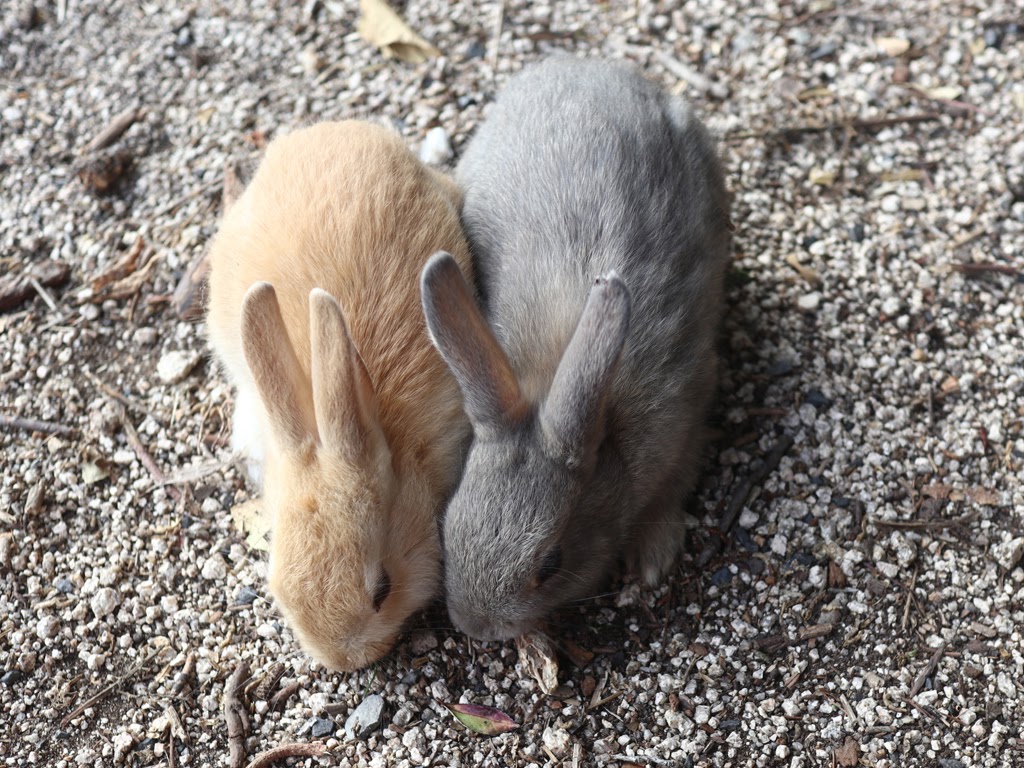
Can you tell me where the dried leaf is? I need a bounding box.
[880,168,926,183]
[440,702,518,736]
[0,260,70,312]
[922,484,952,500]
[965,487,1001,506]
[230,499,270,552]
[809,167,836,187]
[921,85,963,101]
[875,36,911,56]
[827,559,847,588]
[562,638,595,668]
[939,375,960,395]
[785,253,821,286]
[515,631,559,695]
[357,0,440,63]
[797,85,832,101]
[91,236,145,292]
[834,736,860,767]
[82,461,109,485]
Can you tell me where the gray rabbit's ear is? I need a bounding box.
[421,252,528,434]
[241,282,317,451]
[541,272,631,465]
[309,288,389,462]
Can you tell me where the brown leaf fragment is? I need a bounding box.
[94,253,162,302]
[172,250,210,321]
[834,736,860,767]
[562,638,595,668]
[0,260,71,311]
[922,484,952,500]
[357,0,440,63]
[965,487,1001,506]
[91,236,145,292]
[939,376,960,395]
[78,150,133,195]
[827,559,847,588]
[516,631,559,695]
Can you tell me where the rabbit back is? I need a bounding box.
[208,121,471,491]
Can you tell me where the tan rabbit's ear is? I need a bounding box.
[541,272,631,466]
[421,252,528,435]
[241,282,317,451]
[308,289,388,461]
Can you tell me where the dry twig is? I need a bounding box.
[224,661,251,768]
[82,106,143,153]
[0,413,76,437]
[909,643,947,697]
[62,649,159,727]
[242,743,326,768]
[118,408,181,501]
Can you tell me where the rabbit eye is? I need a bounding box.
[372,570,392,612]
[535,546,563,586]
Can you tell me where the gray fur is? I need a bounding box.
[424,57,731,640]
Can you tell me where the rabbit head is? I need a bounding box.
[242,282,439,669]
[421,253,631,640]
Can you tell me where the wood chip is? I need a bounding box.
[0,260,71,312]
[834,736,861,766]
[78,150,133,195]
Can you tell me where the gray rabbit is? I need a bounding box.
[421,57,731,641]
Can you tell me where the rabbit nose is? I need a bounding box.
[448,604,520,642]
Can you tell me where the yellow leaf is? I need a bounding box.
[923,85,963,101]
[230,499,271,552]
[797,85,832,102]
[874,36,911,57]
[357,0,440,63]
[809,167,836,187]
[82,462,109,485]
[880,168,926,183]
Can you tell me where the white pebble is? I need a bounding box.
[419,126,453,166]
[36,615,60,639]
[797,292,821,311]
[542,725,571,755]
[90,587,120,618]
[157,350,200,384]
[201,554,227,581]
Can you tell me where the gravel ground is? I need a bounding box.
[2,1,1024,766]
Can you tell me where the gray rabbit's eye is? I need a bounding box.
[535,545,563,586]
[372,569,392,612]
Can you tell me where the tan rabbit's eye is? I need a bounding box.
[372,570,392,612]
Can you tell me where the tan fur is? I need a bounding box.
[206,121,472,670]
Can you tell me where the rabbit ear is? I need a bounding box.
[541,272,631,465]
[241,282,317,451]
[421,252,528,433]
[308,288,388,460]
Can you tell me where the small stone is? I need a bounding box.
[419,126,453,166]
[1,670,25,686]
[55,578,74,594]
[880,194,900,213]
[36,615,60,639]
[234,585,259,605]
[392,707,413,728]
[201,554,227,581]
[90,587,120,618]
[157,350,200,384]
[738,509,759,528]
[112,731,135,763]
[410,629,438,655]
[345,694,385,739]
[133,327,158,346]
[310,717,336,738]
[993,538,1024,571]
[797,292,821,311]
[542,725,571,755]
[0,532,14,569]
[299,46,323,75]
[711,566,733,587]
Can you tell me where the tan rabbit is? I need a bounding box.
[206,121,472,670]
